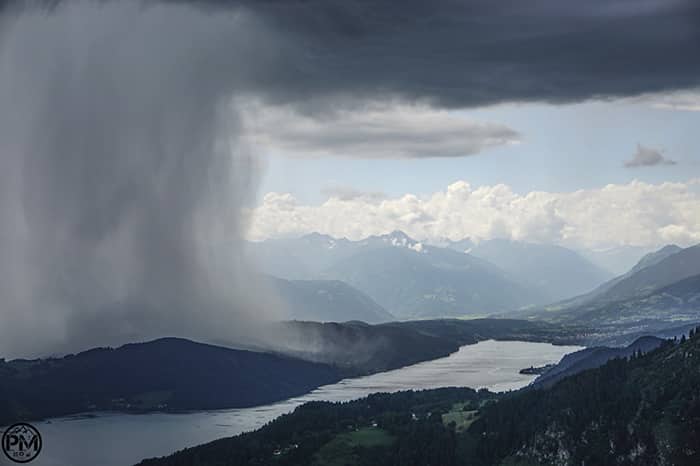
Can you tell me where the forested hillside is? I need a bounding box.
[0,338,341,425]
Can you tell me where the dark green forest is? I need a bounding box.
[0,338,341,425]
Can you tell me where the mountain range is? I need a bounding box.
[267,276,394,324]
[463,238,612,302]
[248,231,613,319]
[320,235,541,318]
[251,232,700,339]
[576,244,660,276]
[577,244,695,306]
[521,244,700,338]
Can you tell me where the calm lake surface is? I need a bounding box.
[20,340,581,466]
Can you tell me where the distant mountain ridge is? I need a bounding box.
[545,243,698,309]
[246,233,355,280]
[440,236,475,253]
[320,237,541,318]
[248,231,613,319]
[577,244,659,275]
[267,276,394,324]
[518,244,700,339]
[554,273,700,329]
[628,244,683,275]
[465,238,612,302]
[594,244,699,303]
[564,243,684,308]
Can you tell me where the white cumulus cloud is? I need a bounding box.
[247,179,700,249]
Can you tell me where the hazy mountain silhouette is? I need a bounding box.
[518,244,700,337]
[268,276,394,323]
[250,232,547,318]
[466,238,612,302]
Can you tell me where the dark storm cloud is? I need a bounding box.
[6,0,699,107]
[165,0,700,107]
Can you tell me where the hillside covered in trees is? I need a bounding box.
[0,338,341,426]
[140,328,700,466]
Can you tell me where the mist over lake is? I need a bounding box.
[27,340,580,466]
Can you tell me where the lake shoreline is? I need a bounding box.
[25,340,582,466]
[10,334,584,427]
